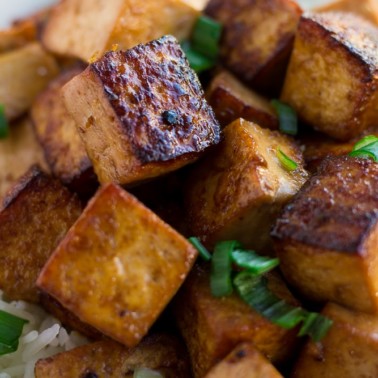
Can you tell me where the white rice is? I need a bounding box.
[0,291,88,378]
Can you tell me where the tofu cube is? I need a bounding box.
[173,265,299,377]
[281,12,378,141]
[0,165,82,303]
[37,183,198,347]
[292,303,378,378]
[206,70,279,129]
[42,0,199,62]
[185,118,308,252]
[272,156,378,314]
[31,67,97,196]
[205,0,302,94]
[63,35,220,185]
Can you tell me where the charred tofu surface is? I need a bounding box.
[281,12,378,141]
[37,183,198,347]
[272,156,378,313]
[63,35,220,185]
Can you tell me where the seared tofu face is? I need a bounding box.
[37,183,198,347]
[281,12,378,141]
[63,35,220,185]
[272,156,378,313]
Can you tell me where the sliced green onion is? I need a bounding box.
[271,100,298,136]
[352,135,378,151]
[349,138,378,162]
[134,368,164,378]
[0,105,9,139]
[277,149,298,171]
[181,41,215,73]
[0,310,28,356]
[231,249,279,275]
[298,312,333,342]
[188,237,212,261]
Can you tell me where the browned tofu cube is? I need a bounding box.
[31,67,97,196]
[35,333,191,377]
[0,42,59,120]
[0,165,82,303]
[42,0,198,62]
[204,342,283,378]
[291,303,378,378]
[63,35,220,185]
[272,156,378,314]
[281,12,378,141]
[185,118,308,253]
[173,265,299,377]
[37,183,198,347]
[205,0,302,94]
[206,70,279,129]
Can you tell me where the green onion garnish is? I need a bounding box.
[0,105,9,139]
[271,100,298,136]
[277,149,298,171]
[297,312,333,342]
[188,237,212,261]
[231,249,279,275]
[349,135,378,162]
[133,368,164,378]
[181,42,215,73]
[0,310,28,356]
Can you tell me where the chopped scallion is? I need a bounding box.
[0,105,9,139]
[181,42,215,73]
[349,135,378,162]
[134,368,164,378]
[298,312,333,342]
[277,149,298,171]
[231,249,279,275]
[188,237,212,261]
[271,100,298,136]
[0,310,28,356]
[352,135,378,151]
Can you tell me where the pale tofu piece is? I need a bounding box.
[42,0,199,62]
[0,165,82,303]
[292,303,378,378]
[63,35,220,186]
[204,343,283,378]
[281,12,378,141]
[205,0,302,94]
[0,42,59,121]
[206,70,279,129]
[185,118,308,252]
[37,183,198,347]
[272,156,378,314]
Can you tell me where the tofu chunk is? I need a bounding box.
[31,67,97,196]
[173,265,299,377]
[272,156,378,314]
[292,303,378,378]
[206,71,279,129]
[37,183,198,347]
[63,35,220,185]
[281,12,378,141]
[0,42,59,121]
[205,0,302,94]
[0,165,82,303]
[42,0,198,62]
[185,118,308,252]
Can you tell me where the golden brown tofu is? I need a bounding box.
[0,165,82,303]
[0,19,37,53]
[37,183,198,347]
[173,265,299,377]
[31,67,97,196]
[35,333,191,378]
[206,70,279,129]
[205,0,302,94]
[63,35,220,185]
[204,342,283,378]
[291,303,378,378]
[42,0,198,62]
[281,12,378,141]
[185,118,308,253]
[272,156,378,314]
[0,117,48,201]
[0,42,59,120]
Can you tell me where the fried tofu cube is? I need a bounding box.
[185,118,308,253]
[292,303,378,378]
[205,0,302,94]
[204,343,283,378]
[42,0,198,62]
[0,42,59,121]
[35,333,191,377]
[272,156,378,314]
[0,165,82,303]
[31,67,97,196]
[37,183,198,347]
[173,265,299,377]
[206,71,279,129]
[281,12,378,141]
[63,35,220,185]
